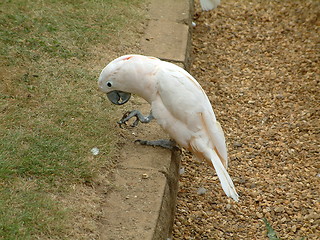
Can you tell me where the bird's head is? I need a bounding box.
[98,56,133,105]
[98,54,160,105]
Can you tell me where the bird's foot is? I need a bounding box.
[135,139,178,150]
[118,110,154,128]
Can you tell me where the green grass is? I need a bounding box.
[0,0,146,238]
[263,218,306,240]
[0,187,66,240]
[263,218,281,240]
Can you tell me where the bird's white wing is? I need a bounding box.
[201,110,228,168]
[200,0,221,11]
[154,62,228,167]
[156,63,211,131]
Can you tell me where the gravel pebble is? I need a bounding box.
[173,0,319,239]
[197,187,207,195]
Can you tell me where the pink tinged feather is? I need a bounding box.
[201,112,228,168]
[190,137,239,202]
[152,62,237,201]
[98,54,238,201]
[208,150,239,201]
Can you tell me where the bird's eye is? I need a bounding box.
[106,81,112,87]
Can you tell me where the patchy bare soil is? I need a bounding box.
[173,0,319,239]
[55,9,150,240]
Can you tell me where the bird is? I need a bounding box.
[192,0,221,27]
[200,0,221,11]
[98,54,239,202]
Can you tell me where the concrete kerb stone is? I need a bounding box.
[142,0,193,71]
[101,0,193,239]
[141,0,193,239]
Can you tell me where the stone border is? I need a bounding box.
[101,1,193,239]
[143,1,193,239]
[142,0,193,71]
[142,1,193,239]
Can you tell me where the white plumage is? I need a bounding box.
[200,0,221,11]
[98,54,239,201]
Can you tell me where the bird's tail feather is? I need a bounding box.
[210,150,239,201]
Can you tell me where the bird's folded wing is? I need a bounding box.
[156,63,228,168]
[202,110,228,168]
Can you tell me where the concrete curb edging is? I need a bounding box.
[143,1,193,238]
[142,0,193,71]
[152,150,181,239]
[101,0,193,239]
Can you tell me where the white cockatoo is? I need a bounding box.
[98,54,239,202]
[200,0,221,11]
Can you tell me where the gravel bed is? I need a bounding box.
[173,0,319,239]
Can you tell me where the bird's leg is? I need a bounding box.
[135,139,178,150]
[118,110,154,128]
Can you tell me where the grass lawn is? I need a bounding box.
[0,0,146,238]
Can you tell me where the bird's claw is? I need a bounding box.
[117,111,139,128]
[117,111,129,128]
[117,120,126,128]
[134,139,178,150]
[117,110,154,129]
[134,139,145,144]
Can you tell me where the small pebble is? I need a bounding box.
[142,173,149,179]
[274,206,285,213]
[233,142,243,148]
[256,212,263,218]
[197,187,207,195]
[179,167,185,175]
[90,147,99,155]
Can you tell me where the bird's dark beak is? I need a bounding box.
[107,91,131,105]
